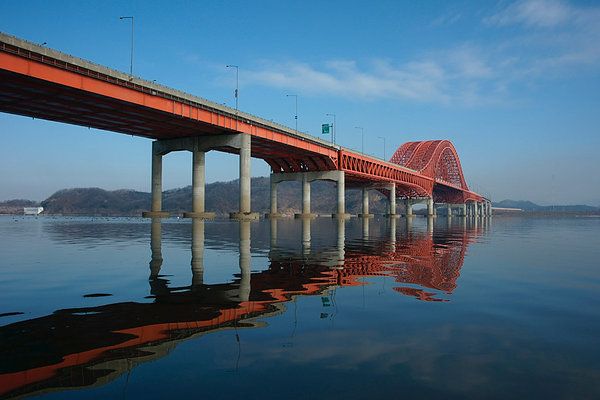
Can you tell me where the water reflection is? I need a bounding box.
[0,216,487,398]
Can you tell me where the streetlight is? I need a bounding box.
[226,65,239,129]
[326,113,336,144]
[355,126,364,154]
[378,136,386,160]
[286,94,298,133]
[119,16,134,77]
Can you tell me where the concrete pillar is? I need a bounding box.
[191,218,205,287]
[231,134,258,219]
[296,173,317,218]
[359,187,373,217]
[447,203,452,217]
[333,171,348,218]
[184,150,215,219]
[427,198,434,216]
[489,201,493,216]
[460,203,467,217]
[271,178,278,214]
[474,202,480,217]
[193,150,205,213]
[303,175,311,214]
[389,184,397,216]
[240,133,251,213]
[149,218,163,279]
[427,216,434,234]
[152,152,162,212]
[238,220,251,302]
[405,199,413,217]
[143,147,170,218]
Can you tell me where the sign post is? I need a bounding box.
[322,123,333,143]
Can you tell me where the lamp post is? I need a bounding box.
[286,94,298,133]
[119,16,134,77]
[226,65,239,130]
[326,113,336,144]
[378,136,386,160]
[355,126,364,154]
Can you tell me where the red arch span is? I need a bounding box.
[389,140,483,203]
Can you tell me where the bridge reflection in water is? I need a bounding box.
[0,216,489,398]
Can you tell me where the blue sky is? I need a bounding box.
[1,0,599,205]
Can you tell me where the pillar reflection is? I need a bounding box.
[149,218,163,280]
[270,217,278,248]
[238,220,252,302]
[388,217,397,252]
[362,216,370,240]
[191,218,205,287]
[302,217,311,256]
[336,217,346,267]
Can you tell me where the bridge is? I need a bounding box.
[0,32,491,218]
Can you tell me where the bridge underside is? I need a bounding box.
[0,69,336,169]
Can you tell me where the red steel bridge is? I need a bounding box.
[0,32,490,218]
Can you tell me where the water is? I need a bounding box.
[1,215,599,399]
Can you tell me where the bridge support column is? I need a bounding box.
[427,198,435,217]
[474,202,480,217]
[460,203,467,217]
[184,150,215,219]
[295,173,317,218]
[405,199,413,217]
[265,175,284,218]
[387,184,398,217]
[332,171,351,218]
[359,188,374,218]
[231,134,258,220]
[447,203,452,217]
[143,143,170,218]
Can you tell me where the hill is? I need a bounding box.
[3,183,598,216]
[35,178,390,216]
[0,199,40,214]
[492,199,598,212]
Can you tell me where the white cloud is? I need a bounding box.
[240,1,600,106]
[244,46,498,106]
[485,0,573,27]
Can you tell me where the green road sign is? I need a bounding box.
[322,124,330,134]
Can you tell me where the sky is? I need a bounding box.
[1,0,599,205]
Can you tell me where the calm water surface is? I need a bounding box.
[0,215,599,399]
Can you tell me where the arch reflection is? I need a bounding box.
[0,217,487,398]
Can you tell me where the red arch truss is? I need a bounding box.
[389,140,481,202]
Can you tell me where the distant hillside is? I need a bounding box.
[41,188,150,216]
[493,199,599,212]
[0,199,40,214]
[3,184,598,216]
[35,178,390,216]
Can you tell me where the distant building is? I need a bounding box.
[23,207,44,215]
